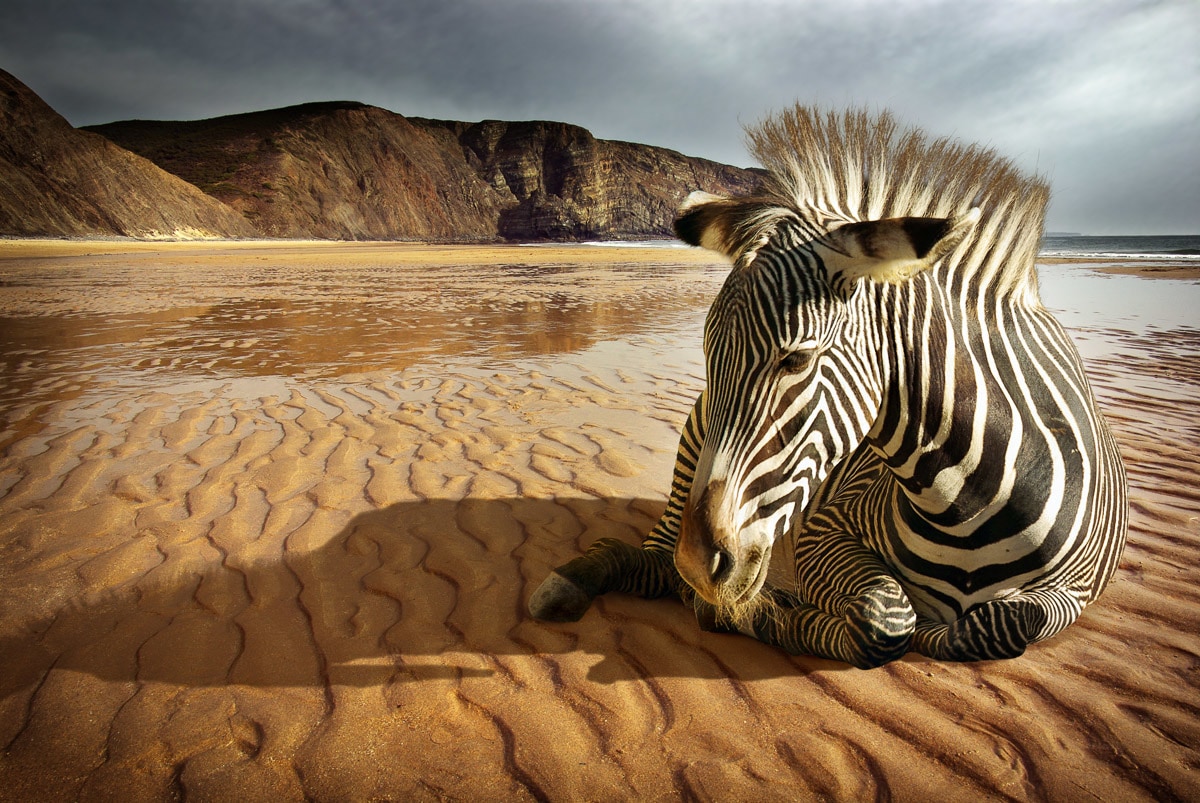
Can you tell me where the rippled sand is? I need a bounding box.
[1,241,1197,800]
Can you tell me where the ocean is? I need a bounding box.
[1040,234,1200,260]
[570,234,1200,345]
[1036,234,1200,343]
[579,234,1200,260]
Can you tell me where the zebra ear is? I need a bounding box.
[819,208,980,289]
[674,192,741,256]
[674,191,786,260]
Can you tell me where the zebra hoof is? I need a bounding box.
[529,571,595,622]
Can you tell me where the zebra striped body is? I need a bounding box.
[529,107,1128,666]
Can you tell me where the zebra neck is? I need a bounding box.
[867,279,1025,529]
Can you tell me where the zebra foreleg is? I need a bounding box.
[748,577,916,668]
[528,539,681,622]
[754,528,919,668]
[910,589,1079,661]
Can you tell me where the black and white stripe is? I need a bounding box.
[530,107,1128,666]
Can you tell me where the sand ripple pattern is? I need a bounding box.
[0,244,1197,801]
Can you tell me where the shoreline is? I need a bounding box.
[4,238,1200,278]
[0,242,1197,800]
[1038,254,1200,280]
[0,238,714,266]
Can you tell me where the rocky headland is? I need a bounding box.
[0,69,763,241]
[0,69,255,239]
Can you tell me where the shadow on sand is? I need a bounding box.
[2,497,843,696]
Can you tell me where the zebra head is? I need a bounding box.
[672,190,978,610]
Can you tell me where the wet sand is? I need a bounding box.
[1,241,1197,801]
[1038,255,1200,281]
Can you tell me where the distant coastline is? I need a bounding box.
[1039,233,1200,263]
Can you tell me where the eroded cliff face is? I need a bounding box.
[89,103,509,240]
[5,67,763,241]
[416,118,763,240]
[0,69,255,239]
[91,105,763,241]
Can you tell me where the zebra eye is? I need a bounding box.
[779,348,817,374]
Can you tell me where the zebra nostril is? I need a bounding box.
[709,548,734,582]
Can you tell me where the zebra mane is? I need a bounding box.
[745,106,1050,298]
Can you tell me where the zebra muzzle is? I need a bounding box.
[675,483,769,605]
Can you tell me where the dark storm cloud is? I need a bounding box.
[1,0,1197,233]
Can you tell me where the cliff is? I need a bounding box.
[87,103,508,240]
[91,106,763,241]
[412,118,763,240]
[0,69,255,239]
[4,68,764,241]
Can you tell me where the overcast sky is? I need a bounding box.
[2,0,1197,234]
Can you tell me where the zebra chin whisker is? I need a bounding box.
[704,581,779,635]
[699,546,771,624]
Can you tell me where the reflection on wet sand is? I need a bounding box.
[0,242,1198,800]
[0,248,719,452]
[3,293,652,387]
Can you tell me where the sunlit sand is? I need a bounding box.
[1,240,1197,799]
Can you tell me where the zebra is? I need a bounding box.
[528,106,1128,667]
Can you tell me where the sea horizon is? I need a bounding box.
[1039,233,1200,260]
[575,233,1200,260]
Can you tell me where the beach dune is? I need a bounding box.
[0,242,1197,801]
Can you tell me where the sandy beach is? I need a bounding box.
[1038,255,1200,281]
[0,240,1197,801]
